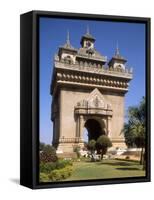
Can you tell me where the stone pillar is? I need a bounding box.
[52,119,55,145]
[102,118,107,135]
[79,115,84,140]
[59,91,62,139]
[107,116,111,137]
[76,116,80,138]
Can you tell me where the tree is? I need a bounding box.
[73,146,81,159]
[96,135,112,160]
[83,142,88,151]
[87,139,96,158]
[43,145,57,154]
[40,144,58,163]
[123,97,145,165]
[39,142,45,151]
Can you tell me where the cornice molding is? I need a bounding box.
[55,70,130,90]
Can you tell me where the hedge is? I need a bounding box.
[39,166,73,182]
[39,159,73,182]
[48,166,73,181]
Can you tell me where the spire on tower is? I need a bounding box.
[108,41,127,68]
[86,25,90,35]
[115,41,120,56]
[62,29,75,49]
[61,30,77,51]
[66,30,70,46]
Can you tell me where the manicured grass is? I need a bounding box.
[66,159,145,181]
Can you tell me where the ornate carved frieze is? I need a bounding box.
[75,107,113,116]
[74,88,113,116]
[55,68,131,91]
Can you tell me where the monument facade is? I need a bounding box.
[51,29,133,154]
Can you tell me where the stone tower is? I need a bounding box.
[51,29,133,154]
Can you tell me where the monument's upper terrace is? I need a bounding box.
[54,55,133,80]
[51,29,133,95]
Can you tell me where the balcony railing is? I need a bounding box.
[59,137,83,143]
[55,60,133,79]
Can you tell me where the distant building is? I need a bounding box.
[51,28,133,154]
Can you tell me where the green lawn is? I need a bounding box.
[66,159,145,181]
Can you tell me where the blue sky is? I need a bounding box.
[39,17,145,144]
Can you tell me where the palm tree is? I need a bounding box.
[123,97,145,165]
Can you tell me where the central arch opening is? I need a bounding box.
[84,119,105,142]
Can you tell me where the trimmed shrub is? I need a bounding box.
[40,173,49,182]
[48,166,73,181]
[40,159,73,174]
[40,162,57,173]
[56,159,73,169]
[96,135,112,160]
[39,155,73,182]
[73,146,81,158]
[48,169,62,181]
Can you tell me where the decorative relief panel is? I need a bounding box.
[74,88,113,116]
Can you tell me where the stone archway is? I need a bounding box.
[84,118,105,141]
[74,88,113,147]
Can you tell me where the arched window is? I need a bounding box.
[64,55,73,64]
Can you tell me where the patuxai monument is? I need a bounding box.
[51,28,133,155]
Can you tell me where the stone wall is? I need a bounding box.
[56,87,126,153]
